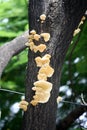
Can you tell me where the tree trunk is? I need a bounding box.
[22,0,87,130]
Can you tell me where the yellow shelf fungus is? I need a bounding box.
[57,96,62,103]
[19,100,29,111]
[26,14,54,106]
[34,80,52,91]
[30,80,52,106]
[35,54,51,67]
[37,73,47,81]
[28,34,34,40]
[33,44,46,53]
[38,65,54,77]
[34,34,40,41]
[25,41,46,53]
[30,30,36,35]
[40,14,46,21]
[40,33,50,42]
[33,92,50,103]
[30,100,38,106]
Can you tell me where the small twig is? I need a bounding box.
[81,93,87,105]
[0,88,87,107]
[0,88,24,95]
[61,100,87,107]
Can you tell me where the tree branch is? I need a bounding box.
[56,106,87,130]
[0,31,29,78]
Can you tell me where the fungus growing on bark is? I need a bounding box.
[30,30,36,35]
[37,73,47,81]
[28,41,35,50]
[19,100,29,111]
[30,100,38,106]
[27,14,54,107]
[35,54,51,67]
[40,14,46,21]
[32,86,43,91]
[26,42,46,53]
[30,80,52,106]
[40,33,50,42]
[57,96,62,103]
[37,44,46,52]
[38,65,54,77]
[28,34,34,40]
[33,44,46,53]
[33,92,50,103]
[34,80,52,91]
[34,34,40,41]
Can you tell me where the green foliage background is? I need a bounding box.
[0,0,87,130]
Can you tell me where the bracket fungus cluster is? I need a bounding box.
[19,14,54,110]
[29,14,54,106]
[25,14,50,54]
[30,80,53,106]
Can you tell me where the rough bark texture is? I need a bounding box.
[0,31,28,78]
[56,106,87,130]
[22,0,87,130]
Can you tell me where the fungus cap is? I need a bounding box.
[30,30,36,35]
[35,57,42,67]
[19,100,29,111]
[43,54,51,59]
[40,33,50,42]
[37,73,47,81]
[30,100,38,106]
[28,35,34,39]
[35,56,50,67]
[34,80,52,91]
[19,104,28,111]
[35,89,50,95]
[35,54,51,67]
[34,34,40,41]
[38,65,54,77]
[40,14,46,21]
[37,44,46,52]
[32,86,43,91]
[33,44,46,53]
[33,92,50,103]
[29,42,35,50]
[57,96,62,103]
[19,100,29,106]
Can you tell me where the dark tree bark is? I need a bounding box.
[22,0,87,130]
